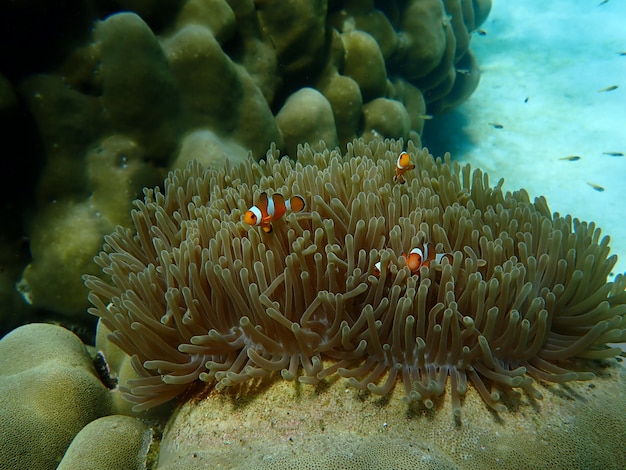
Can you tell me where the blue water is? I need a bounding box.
[425,0,626,278]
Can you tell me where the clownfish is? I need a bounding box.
[404,244,453,272]
[374,243,453,276]
[243,191,305,233]
[393,151,415,184]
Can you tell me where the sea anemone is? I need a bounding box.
[84,138,626,415]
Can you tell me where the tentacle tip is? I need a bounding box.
[280,369,295,381]
[578,372,596,380]
[347,377,360,388]
[493,404,507,413]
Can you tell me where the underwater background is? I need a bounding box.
[426,0,626,279]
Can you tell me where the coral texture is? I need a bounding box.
[157,360,626,469]
[5,0,491,318]
[57,415,152,470]
[0,323,112,470]
[85,138,626,414]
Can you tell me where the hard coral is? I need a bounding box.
[84,138,626,414]
[0,323,112,470]
[57,415,152,470]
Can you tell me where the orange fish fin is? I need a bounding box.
[262,223,273,233]
[289,195,305,212]
[394,173,405,184]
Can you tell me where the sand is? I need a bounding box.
[424,0,626,279]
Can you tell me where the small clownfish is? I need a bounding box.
[393,151,416,184]
[243,191,305,233]
[404,244,453,273]
[374,243,453,276]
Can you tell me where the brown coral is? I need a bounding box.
[84,139,626,414]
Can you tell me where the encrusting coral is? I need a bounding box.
[84,138,626,415]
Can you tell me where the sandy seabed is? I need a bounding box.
[424,0,626,279]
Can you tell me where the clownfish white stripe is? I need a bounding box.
[266,195,276,218]
[248,206,262,226]
[374,261,382,274]
[408,247,424,258]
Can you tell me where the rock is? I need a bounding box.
[157,359,626,469]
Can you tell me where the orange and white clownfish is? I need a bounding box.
[403,244,453,272]
[374,243,453,276]
[243,191,305,233]
[393,151,415,184]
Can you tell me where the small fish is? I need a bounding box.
[598,0,609,5]
[243,192,305,233]
[559,155,581,161]
[456,68,472,75]
[587,182,605,192]
[619,52,626,56]
[393,151,416,184]
[374,243,453,276]
[488,122,504,129]
[476,29,487,36]
[602,151,624,157]
[524,97,529,103]
[597,85,619,92]
[403,245,453,273]
[416,114,434,120]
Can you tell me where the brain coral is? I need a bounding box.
[84,138,626,415]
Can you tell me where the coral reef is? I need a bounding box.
[57,415,152,470]
[85,138,626,416]
[4,2,626,468]
[0,323,112,469]
[1,0,491,320]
